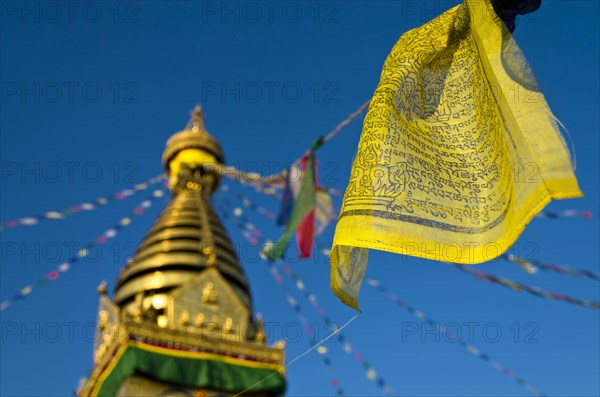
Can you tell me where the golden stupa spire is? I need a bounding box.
[79,107,285,397]
[114,107,248,309]
[162,105,224,195]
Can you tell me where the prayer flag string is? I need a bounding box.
[225,178,282,201]
[275,261,392,395]
[0,189,166,312]
[535,210,597,220]
[365,278,546,397]
[216,195,394,396]
[0,174,166,233]
[453,264,600,310]
[220,185,277,220]
[217,100,369,187]
[502,254,600,281]
[263,262,346,396]
[221,183,339,226]
[214,202,345,395]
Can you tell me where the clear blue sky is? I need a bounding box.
[1,1,598,396]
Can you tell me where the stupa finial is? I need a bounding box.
[189,105,205,133]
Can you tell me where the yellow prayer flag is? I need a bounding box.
[331,0,582,310]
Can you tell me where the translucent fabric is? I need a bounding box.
[331,0,581,309]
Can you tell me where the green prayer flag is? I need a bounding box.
[266,153,316,261]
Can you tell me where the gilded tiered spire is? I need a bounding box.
[79,107,285,397]
[115,105,251,316]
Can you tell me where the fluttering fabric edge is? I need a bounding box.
[330,246,369,310]
[465,0,580,200]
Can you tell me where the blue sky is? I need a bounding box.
[1,1,598,396]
